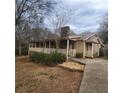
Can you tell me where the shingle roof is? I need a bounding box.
[81,32,96,40]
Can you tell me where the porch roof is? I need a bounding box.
[30,33,104,46]
[30,35,83,42]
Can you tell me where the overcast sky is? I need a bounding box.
[44,0,108,34]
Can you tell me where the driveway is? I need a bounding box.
[71,58,108,93]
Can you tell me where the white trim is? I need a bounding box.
[35,42,36,48]
[69,36,81,39]
[85,33,96,40]
[85,33,105,47]
[97,36,105,47]
[98,44,100,56]
[49,41,51,53]
[45,42,46,48]
[92,43,94,58]
[66,39,69,61]
[83,41,86,58]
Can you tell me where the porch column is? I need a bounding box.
[35,42,37,48]
[66,39,69,61]
[83,41,86,58]
[45,42,46,48]
[39,42,41,48]
[40,41,42,48]
[98,44,100,56]
[92,43,94,58]
[49,41,51,53]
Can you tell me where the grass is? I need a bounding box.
[16,57,83,93]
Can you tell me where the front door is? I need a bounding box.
[86,43,92,57]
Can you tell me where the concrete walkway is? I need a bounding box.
[71,58,108,93]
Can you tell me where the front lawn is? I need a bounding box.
[16,57,83,93]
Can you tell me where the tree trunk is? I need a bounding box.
[19,42,22,56]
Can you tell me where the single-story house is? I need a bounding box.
[29,26,104,59]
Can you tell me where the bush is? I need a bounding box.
[50,51,66,64]
[40,53,51,65]
[75,52,83,58]
[30,52,49,64]
[30,52,41,63]
[30,51,66,66]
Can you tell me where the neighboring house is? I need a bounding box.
[29,26,104,59]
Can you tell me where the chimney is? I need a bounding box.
[61,26,70,37]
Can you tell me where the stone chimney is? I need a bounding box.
[61,26,70,37]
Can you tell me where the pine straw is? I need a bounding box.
[58,61,85,72]
[16,57,83,93]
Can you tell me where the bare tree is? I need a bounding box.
[98,14,108,44]
[15,21,31,55]
[47,6,73,50]
[15,0,55,25]
[49,7,72,36]
[15,0,56,55]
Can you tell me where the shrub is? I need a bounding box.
[30,51,66,66]
[40,53,51,65]
[30,52,50,64]
[75,52,83,58]
[50,51,66,64]
[30,52,41,63]
[33,52,51,65]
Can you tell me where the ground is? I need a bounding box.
[16,57,83,93]
[74,58,108,93]
[58,61,85,71]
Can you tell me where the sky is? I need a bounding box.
[44,0,108,34]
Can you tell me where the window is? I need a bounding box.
[36,42,39,48]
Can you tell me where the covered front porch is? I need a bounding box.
[29,39,76,59]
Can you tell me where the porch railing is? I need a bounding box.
[29,48,76,57]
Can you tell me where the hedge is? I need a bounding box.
[30,51,66,66]
[75,52,83,58]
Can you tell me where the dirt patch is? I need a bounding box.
[16,57,83,93]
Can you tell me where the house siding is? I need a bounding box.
[29,34,103,58]
[75,41,84,53]
[93,43,101,57]
[86,35,99,43]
